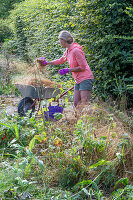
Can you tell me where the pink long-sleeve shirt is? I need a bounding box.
[53,43,94,84]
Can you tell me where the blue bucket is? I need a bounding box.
[44,105,63,121]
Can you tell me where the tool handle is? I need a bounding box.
[57,86,74,102]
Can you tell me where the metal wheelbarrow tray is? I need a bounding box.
[15,84,61,100]
[15,84,61,117]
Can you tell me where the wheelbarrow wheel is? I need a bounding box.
[18,97,35,117]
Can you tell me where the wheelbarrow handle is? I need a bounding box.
[57,86,74,102]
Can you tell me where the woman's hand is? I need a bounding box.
[58,66,85,75]
[58,68,69,75]
[36,57,47,66]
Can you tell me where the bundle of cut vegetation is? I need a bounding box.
[15,77,61,88]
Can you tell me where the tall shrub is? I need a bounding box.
[75,0,133,107]
[0,20,12,43]
[0,0,24,19]
[14,16,31,62]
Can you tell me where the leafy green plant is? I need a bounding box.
[0,117,20,147]
[73,118,107,164]
[0,159,42,199]
[0,0,24,19]
[111,178,133,200]
[0,20,12,43]
[19,148,45,176]
[14,16,31,62]
[58,156,85,189]
[73,179,104,200]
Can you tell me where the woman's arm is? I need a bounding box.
[47,51,67,65]
[37,50,67,66]
[69,66,85,72]
[46,61,55,65]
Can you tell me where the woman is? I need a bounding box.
[37,30,94,107]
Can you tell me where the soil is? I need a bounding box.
[0,95,74,117]
[0,95,20,116]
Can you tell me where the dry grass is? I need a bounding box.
[15,77,61,88]
[47,103,133,183]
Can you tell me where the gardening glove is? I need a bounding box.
[58,68,69,75]
[36,57,47,66]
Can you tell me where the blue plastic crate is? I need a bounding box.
[44,105,63,121]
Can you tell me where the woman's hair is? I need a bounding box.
[59,30,74,44]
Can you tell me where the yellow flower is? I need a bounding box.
[53,138,63,147]
[41,149,46,155]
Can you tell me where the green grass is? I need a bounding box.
[0,159,72,199]
[0,167,14,193]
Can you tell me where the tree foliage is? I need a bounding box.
[0,20,12,43]
[0,0,24,19]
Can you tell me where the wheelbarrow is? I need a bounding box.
[15,84,74,118]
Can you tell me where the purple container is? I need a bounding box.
[44,105,63,121]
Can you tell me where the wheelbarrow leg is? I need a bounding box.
[28,99,41,113]
[28,99,37,109]
[37,99,41,112]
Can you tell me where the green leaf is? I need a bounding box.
[114,177,129,189]
[14,122,19,140]
[116,153,122,160]
[9,138,17,144]
[83,188,90,197]
[38,159,44,170]
[54,113,63,120]
[4,153,18,158]
[92,182,99,191]
[25,148,33,157]
[0,122,10,128]
[76,180,93,187]
[24,162,32,175]
[29,137,35,151]
[20,158,28,169]
[89,159,111,169]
